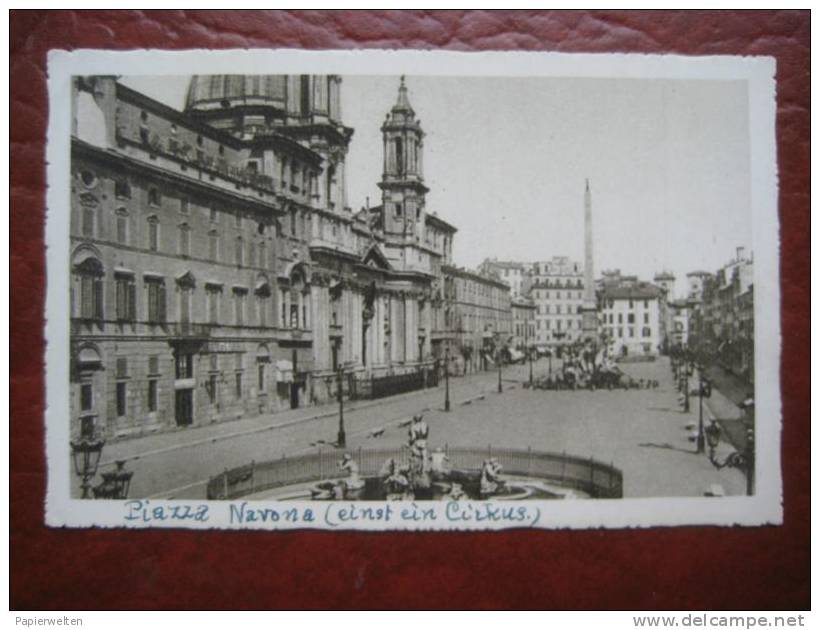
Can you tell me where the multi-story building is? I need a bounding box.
[478,259,528,297]
[442,265,512,373]
[511,296,536,352]
[69,74,456,440]
[695,248,754,380]
[527,257,585,348]
[599,279,664,358]
[667,299,691,348]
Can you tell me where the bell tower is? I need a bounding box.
[379,76,429,241]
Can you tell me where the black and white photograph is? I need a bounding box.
[45,49,781,530]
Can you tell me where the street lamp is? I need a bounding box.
[337,364,347,448]
[496,335,503,394]
[695,365,712,454]
[704,419,755,496]
[528,344,534,387]
[444,342,451,412]
[93,460,134,499]
[70,436,105,499]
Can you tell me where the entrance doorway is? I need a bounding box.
[175,389,193,426]
[289,382,300,409]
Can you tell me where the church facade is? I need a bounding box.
[69,74,456,440]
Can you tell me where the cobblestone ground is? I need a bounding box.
[84,356,746,499]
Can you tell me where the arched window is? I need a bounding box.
[72,252,104,321]
[395,137,404,173]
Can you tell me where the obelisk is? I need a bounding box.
[581,179,598,342]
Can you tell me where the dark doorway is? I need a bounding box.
[175,389,193,427]
[290,382,300,409]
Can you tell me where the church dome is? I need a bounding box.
[185,75,343,127]
[185,75,290,112]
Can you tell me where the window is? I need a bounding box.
[235,237,244,267]
[115,209,129,245]
[617,327,623,338]
[300,75,311,114]
[179,286,192,324]
[629,299,634,309]
[208,374,218,405]
[644,300,649,309]
[290,209,297,236]
[235,371,243,399]
[248,240,256,269]
[148,187,161,207]
[115,179,131,199]
[206,286,221,324]
[147,216,159,251]
[257,295,268,327]
[175,352,193,379]
[234,212,242,229]
[642,327,652,338]
[116,382,127,417]
[234,289,246,325]
[178,223,190,257]
[627,313,635,324]
[147,379,158,412]
[80,382,93,411]
[210,207,219,224]
[74,258,104,320]
[209,230,220,261]
[180,197,189,215]
[81,205,95,238]
[258,241,267,269]
[257,362,266,392]
[145,278,166,323]
[115,273,136,322]
[644,312,649,324]
[617,313,623,324]
[395,137,404,173]
[395,202,403,217]
[629,327,635,338]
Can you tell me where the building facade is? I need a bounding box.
[528,257,585,348]
[511,296,537,352]
[69,74,456,440]
[442,265,512,373]
[692,248,754,381]
[599,281,664,358]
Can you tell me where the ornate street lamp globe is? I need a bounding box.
[705,420,722,451]
[70,437,105,479]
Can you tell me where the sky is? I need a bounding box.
[120,74,752,298]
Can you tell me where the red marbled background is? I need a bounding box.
[10,10,809,610]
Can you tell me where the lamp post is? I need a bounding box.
[528,345,534,387]
[696,364,710,454]
[93,460,134,499]
[70,436,105,499]
[337,364,347,448]
[704,419,755,496]
[496,335,503,394]
[444,342,451,412]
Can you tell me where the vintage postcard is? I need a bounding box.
[45,49,780,530]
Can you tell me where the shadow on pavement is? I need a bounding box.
[638,442,700,456]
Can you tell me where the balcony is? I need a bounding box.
[329,323,343,338]
[170,322,212,339]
